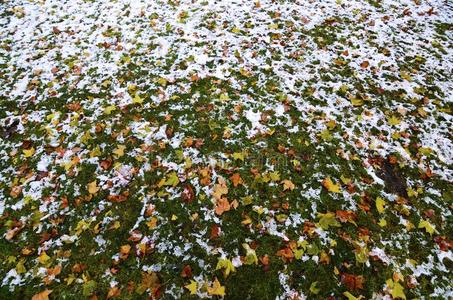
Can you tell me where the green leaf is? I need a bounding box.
[82,280,97,296]
[242,243,258,265]
[309,281,320,294]
[317,212,341,230]
[164,172,179,187]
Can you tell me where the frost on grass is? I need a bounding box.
[0,0,452,299]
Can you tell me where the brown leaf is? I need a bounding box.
[180,265,192,278]
[335,210,357,224]
[100,158,113,170]
[181,184,195,203]
[210,224,221,240]
[360,61,369,69]
[341,273,364,290]
[107,194,127,203]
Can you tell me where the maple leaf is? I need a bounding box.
[376,197,386,213]
[322,177,341,193]
[276,247,294,262]
[242,243,258,265]
[309,282,320,294]
[212,177,228,200]
[113,145,126,157]
[132,94,143,104]
[137,272,160,295]
[281,179,295,191]
[343,291,365,300]
[387,115,401,126]
[317,212,341,230]
[180,265,192,278]
[107,286,121,299]
[216,258,236,277]
[341,273,364,290]
[230,173,243,187]
[120,244,131,259]
[164,172,179,187]
[335,210,357,226]
[39,251,51,265]
[207,278,225,297]
[232,152,245,161]
[32,290,52,300]
[386,279,406,300]
[184,280,198,295]
[23,147,35,157]
[87,181,99,194]
[215,198,231,216]
[181,184,195,203]
[418,220,437,235]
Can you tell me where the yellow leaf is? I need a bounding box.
[378,218,387,227]
[216,258,236,277]
[322,177,341,193]
[207,278,225,297]
[113,145,126,158]
[23,147,35,158]
[32,290,53,300]
[268,23,278,30]
[418,220,436,235]
[16,259,26,274]
[147,217,158,229]
[87,181,99,194]
[351,98,363,106]
[269,171,280,182]
[376,197,386,213]
[343,291,364,300]
[387,115,401,126]
[39,251,50,265]
[242,243,258,265]
[185,280,198,295]
[132,94,143,104]
[232,152,245,161]
[281,179,295,191]
[104,105,116,115]
[387,279,406,300]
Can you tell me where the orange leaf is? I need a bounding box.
[32,290,52,300]
[215,198,231,215]
[107,286,121,299]
[230,173,243,187]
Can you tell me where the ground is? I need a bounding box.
[0,0,452,299]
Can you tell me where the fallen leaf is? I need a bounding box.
[281,179,295,191]
[215,198,231,216]
[322,177,341,193]
[207,278,225,297]
[23,147,35,157]
[418,220,437,235]
[376,197,387,213]
[230,173,243,187]
[185,280,198,295]
[87,181,99,194]
[216,258,236,277]
[32,290,52,300]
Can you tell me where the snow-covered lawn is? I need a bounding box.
[1,0,452,299]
